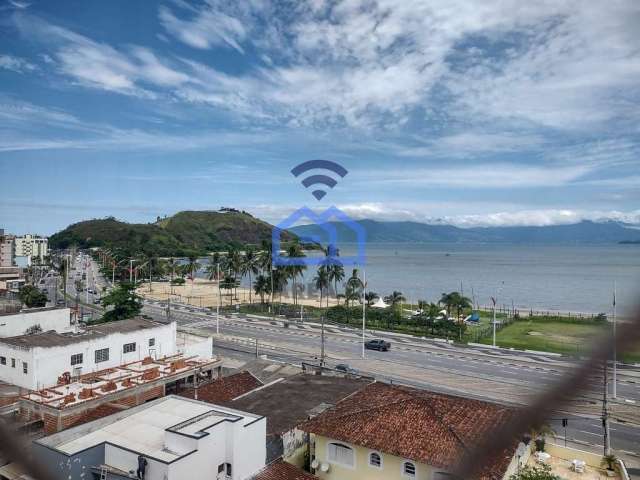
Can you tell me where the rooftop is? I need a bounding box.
[0,306,66,317]
[251,461,317,480]
[37,396,262,463]
[22,353,221,408]
[179,371,263,404]
[0,317,166,348]
[299,382,518,480]
[229,373,372,436]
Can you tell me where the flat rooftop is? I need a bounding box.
[0,317,166,348]
[40,396,261,463]
[23,353,221,409]
[229,373,372,435]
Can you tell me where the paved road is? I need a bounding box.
[143,300,640,462]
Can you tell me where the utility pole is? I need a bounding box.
[612,281,617,399]
[216,263,220,335]
[129,259,134,283]
[491,296,497,347]
[602,359,611,456]
[362,268,366,359]
[320,314,325,368]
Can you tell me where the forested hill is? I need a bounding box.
[49,210,295,256]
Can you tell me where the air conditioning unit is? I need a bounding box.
[320,463,330,473]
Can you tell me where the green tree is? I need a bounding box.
[365,291,379,306]
[286,243,306,306]
[186,255,199,288]
[19,285,48,308]
[242,247,261,304]
[509,464,560,480]
[100,283,142,322]
[327,262,345,305]
[253,274,271,304]
[313,266,330,308]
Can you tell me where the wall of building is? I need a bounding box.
[31,440,105,480]
[104,444,169,480]
[0,321,176,390]
[0,307,72,338]
[14,234,48,262]
[0,235,15,268]
[313,434,437,480]
[229,416,267,480]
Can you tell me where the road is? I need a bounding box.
[143,299,640,464]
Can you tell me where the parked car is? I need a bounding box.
[335,364,357,374]
[364,339,391,351]
[56,299,65,306]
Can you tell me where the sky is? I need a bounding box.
[0,0,639,235]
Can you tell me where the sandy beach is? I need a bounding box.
[136,278,341,309]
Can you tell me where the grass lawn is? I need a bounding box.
[478,317,640,362]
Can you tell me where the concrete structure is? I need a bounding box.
[14,234,48,264]
[16,351,221,434]
[32,395,266,480]
[0,307,73,338]
[0,233,15,268]
[0,318,179,390]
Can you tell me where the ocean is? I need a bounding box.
[295,243,640,315]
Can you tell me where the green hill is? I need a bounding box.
[49,210,294,256]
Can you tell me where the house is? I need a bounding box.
[299,382,522,480]
[251,460,318,480]
[0,306,73,338]
[32,395,267,480]
[0,318,197,390]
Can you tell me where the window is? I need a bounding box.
[327,442,355,468]
[0,356,5,366]
[71,353,83,366]
[123,342,136,354]
[23,362,28,374]
[11,358,15,368]
[369,452,382,468]
[95,348,109,363]
[148,338,155,347]
[403,461,416,477]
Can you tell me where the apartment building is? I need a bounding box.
[0,231,15,268]
[14,233,48,263]
[0,318,178,390]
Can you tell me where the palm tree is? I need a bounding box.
[259,239,274,308]
[365,291,379,307]
[327,262,345,305]
[228,247,243,300]
[286,243,306,305]
[384,291,406,309]
[187,255,199,290]
[253,274,271,304]
[242,247,260,304]
[344,284,361,307]
[272,266,288,305]
[313,266,330,308]
[219,275,238,306]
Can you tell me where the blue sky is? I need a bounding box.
[1,0,639,235]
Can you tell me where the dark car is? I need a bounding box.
[365,339,391,351]
[335,363,356,374]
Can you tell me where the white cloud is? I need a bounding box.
[159,3,247,53]
[324,203,640,227]
[0,54,36,73]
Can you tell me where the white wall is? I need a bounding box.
[177,332,213,359]
[105,444,168,480]
[0,308,72,337]
[0,321,177,390]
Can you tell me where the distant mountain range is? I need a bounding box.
[49,210,296,256]
[289,219,640,244]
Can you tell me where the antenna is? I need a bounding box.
[291,159,348,200]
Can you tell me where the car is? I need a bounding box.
[57,299,65,305]
[364,339,391,351]
[93,298,101,304]
[335,364,356,374]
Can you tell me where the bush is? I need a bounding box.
[509,464,560,480]
[534,438,546,452]
[171,277,186,285]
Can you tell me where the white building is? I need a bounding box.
[0,318,178,390]
[0,306,73,338]
[14,234,48,263]
[33,395,267,480]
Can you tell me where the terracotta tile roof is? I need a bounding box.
[251,461,317,480]
[179,371,262,404]
[299,382,518,480]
